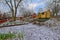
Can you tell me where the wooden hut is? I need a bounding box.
[37,10,50,19]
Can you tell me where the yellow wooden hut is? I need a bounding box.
[37,10,50,19]
[35,10,50,22]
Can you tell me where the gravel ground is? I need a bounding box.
[0,23,60,40]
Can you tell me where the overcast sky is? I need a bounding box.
[0,0,54,16]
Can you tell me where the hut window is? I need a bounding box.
[42,12,44,15]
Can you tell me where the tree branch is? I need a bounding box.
[10,0,13,8]
[5,0,12,9]
[14,0,16,8]
[14,0,17,15]
[16,0,22,8]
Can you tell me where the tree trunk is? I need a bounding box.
[14,8,17,21]
[12,15,16,21]
[11,9,16,21]
[11,8,17,21]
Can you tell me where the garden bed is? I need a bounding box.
[0,20,29,28]
[0,31,24,40]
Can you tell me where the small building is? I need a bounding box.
[31,13,37,18]
[37,10,50,19]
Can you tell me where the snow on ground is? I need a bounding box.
[0,23,60,40]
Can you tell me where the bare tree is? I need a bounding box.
[52,4,60,16]
[47,0,60,16]
[5,0,22,21]
[21,8,32,17]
